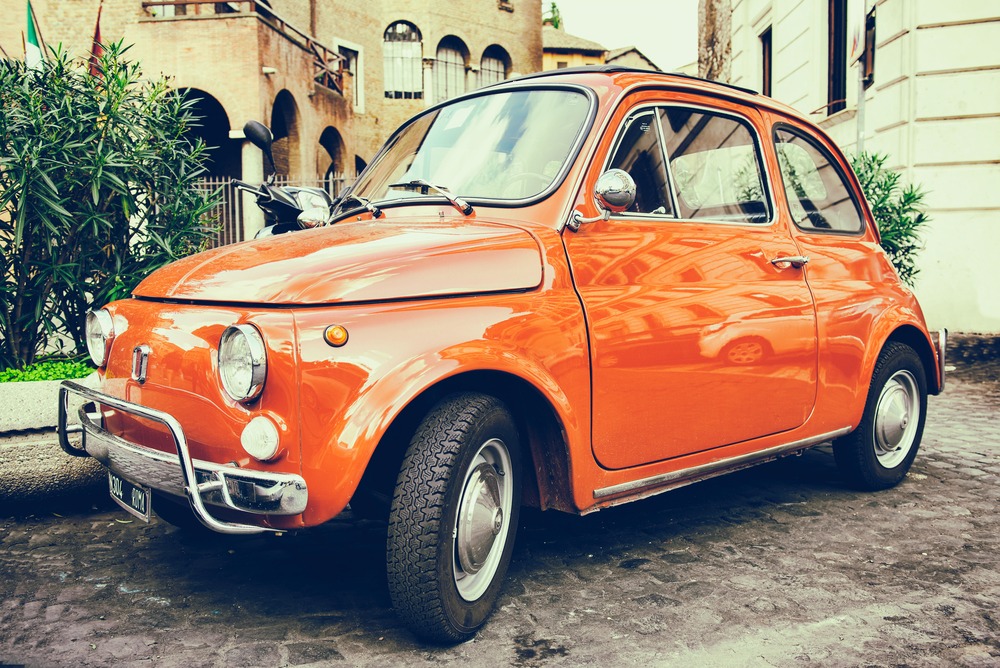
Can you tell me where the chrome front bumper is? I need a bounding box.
[58,380,307,535]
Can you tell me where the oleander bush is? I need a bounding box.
[851,151,929,286]
[0,42,219,369]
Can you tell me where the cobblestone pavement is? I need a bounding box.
[1,361,998,668]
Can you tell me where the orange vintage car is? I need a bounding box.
[59,66,946,643]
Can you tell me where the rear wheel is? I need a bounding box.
[386,393,521,643]
[834,342,927,490]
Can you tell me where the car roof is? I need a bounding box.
[497,65,806,123]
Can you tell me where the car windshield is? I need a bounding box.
[343,88,592,210]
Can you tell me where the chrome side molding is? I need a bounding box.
[593,427,853,503]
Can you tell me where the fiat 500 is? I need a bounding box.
[59,66,946,643]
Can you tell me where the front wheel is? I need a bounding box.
[834,342,927,490]
[386,393,521,644]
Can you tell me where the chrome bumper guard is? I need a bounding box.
[933,328,948,393]
[58,380,307,535]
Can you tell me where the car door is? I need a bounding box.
[563,97,818,470]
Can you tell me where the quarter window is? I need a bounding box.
[774,127,863,233]
[608,112,673,216]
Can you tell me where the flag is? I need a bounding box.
[25,0,44,69]
[89,1,104,77]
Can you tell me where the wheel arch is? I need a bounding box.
[353,369,576,517]
[884,324,941,395]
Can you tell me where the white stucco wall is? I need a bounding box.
[727,0,1000,332]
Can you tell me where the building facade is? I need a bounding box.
[701,0,1000,332]
[3,0,542,237]
[541,24,605,69]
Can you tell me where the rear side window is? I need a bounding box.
[605,104,770,224]
[774,127,864,233]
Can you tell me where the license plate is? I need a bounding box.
[108,471,151,522]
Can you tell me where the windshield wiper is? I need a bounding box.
[335,192,382,218]
[388,179,473,216]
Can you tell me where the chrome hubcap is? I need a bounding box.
[454,438,512,601]
[872,370,920,468]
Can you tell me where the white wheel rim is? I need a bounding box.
[872,370,920,469]
[454,437,513,602]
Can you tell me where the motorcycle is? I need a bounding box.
[237,120,336,238]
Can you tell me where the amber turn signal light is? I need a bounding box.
[324,325,349,347]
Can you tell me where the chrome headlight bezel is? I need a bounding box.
[85,309,115,367]
[218,324,267,403]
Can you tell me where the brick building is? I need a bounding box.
[3,0,542,237]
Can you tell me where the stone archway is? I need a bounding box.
[270,90,300,178]
[177,88,240,178]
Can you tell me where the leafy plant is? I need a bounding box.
[0,358,94,383]
[850,152,928,286]
[0,42,219,369]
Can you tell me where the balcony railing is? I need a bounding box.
[141,1,344,93]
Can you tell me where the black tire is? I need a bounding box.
[386,393,522,644]
[834,342,927,490]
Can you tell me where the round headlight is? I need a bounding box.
[218,324,267,403]
[85,309,115,367]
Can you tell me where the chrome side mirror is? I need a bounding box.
[569,169,637,230]
[595,168,636,213]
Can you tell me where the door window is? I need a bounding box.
[661,108,770,224]
[605,105,770,224]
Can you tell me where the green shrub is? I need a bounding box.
[0,42,219,369]
[0,358,94,383]
[851,152,929,286]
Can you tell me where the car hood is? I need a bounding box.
[132,219,543,305]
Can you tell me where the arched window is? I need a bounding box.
[479,45,510,88]
[383,21,422,99]
[434,36,468,103]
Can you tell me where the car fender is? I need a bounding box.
[294,314,589,525]
[853,301,939,421]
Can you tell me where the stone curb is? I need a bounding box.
[0,374,104,512]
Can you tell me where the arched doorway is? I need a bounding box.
[177,88,240,178]
[270,90,300,178]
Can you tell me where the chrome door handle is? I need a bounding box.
[771,255,810,268]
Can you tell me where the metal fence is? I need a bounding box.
[196,173,355,248]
